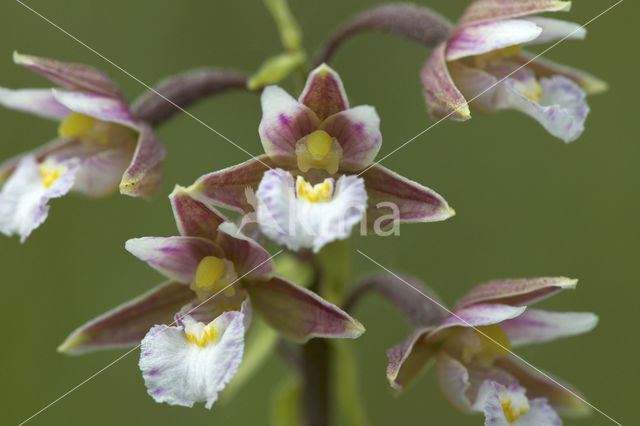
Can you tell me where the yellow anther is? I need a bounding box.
[500,397,529,423]
[297,177,332,203]
[38,162,65,188]
[58,112,97,138]
[185,323,218,348]
[307,130,333,157]
[477,324,512,356]
[194,256,226,289]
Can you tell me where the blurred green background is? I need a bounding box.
[0,0,636,425]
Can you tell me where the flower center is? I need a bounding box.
[477,324,512,356]
[58,112,138,146]
[500,395,530,423]
[307,130,333,156]
[195,256,225,288]
[296,176,332,203]
[38,161,66,188]
[473,44,522,68]
[184,319,218,348]
[447,324,512,365]
[58,112,97,138]
[295,130,342,174]
[191,256,238,299]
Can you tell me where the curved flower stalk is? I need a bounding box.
[313,3,453,66]
[361,275,598,423]
[58,188,363,408]
[186,64,454,252]
[421,0,607,142]
[0,53,165,242]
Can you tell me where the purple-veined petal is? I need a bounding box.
[361,164,454,230]
[496,355,591,416]
[447,19,542,61]
[125,236,225,283]
[187,155,276,214]
[0,87,70,120]
[139,309,246,409]
[320,105,381,171]
[216,222,274,279]
[526,17,586,43]
[421,43,470,120]
[437,352,474,413]
[120,123,166,200]
[431,303,526,337]
[475,380,562,426]
[353,273,448,327]
[14,52,123,98]
[259,85,321,163]
[458,0,571,28]
[256,169,367,253]
[0,155,79,242]
[456,277,578,310]
[516,51,608,94]
[502,75,589,143]
[386,327,437,390]
[52,89,136,129]
[170,186,226,239]
[501,309,598,347]
[58,281,195,355]
[247,275,365,342]
[298,64,349,120]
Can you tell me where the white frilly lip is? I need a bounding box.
[139,308,246,409]
[255,168,367,252]
[474,379,562,426]
[0,155,79,242]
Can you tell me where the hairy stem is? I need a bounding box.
[301,338,331,426]
[131,67,249,127]
[313,3,452,67]
[300,240,352,426]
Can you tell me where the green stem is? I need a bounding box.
[300,239,352,426]
[301,338,331,426]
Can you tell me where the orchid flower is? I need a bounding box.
[376,275,598,424]
[58,188,364,408]
[421,0,607,142]
[185,64,454,251]
[0,53,165,242]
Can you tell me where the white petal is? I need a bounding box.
[0,87,70,120]
[256,169,367,252]
[502,75,589,143]
[0,155,78,242]
[501,309,598,347]
[447,20,542,61]
[526,17,586,44]
[258,86,320,162]
[139,310,245,409]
